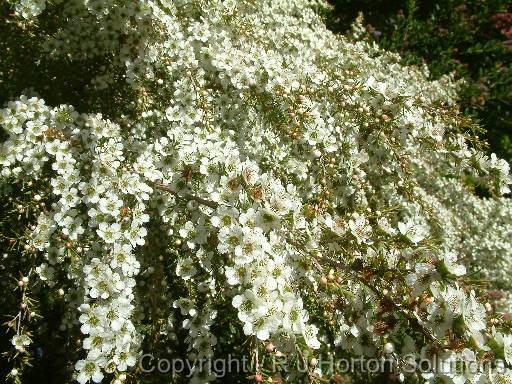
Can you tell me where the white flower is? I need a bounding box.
[283,299,309,334]
[442,251,466,276]
[79,306,102,335]
[11,334,31,351]
[211,206,239,228]
[377,217,396,235]
[232,290,258,323]
[124,224,147,246]
[96,222,122,244]
[233,227,269,265]
[405,262,434,287]
[398,220,428,244]
[440,285,466,316]
[463,291,486,334]
[348,215,372,244]
[224,266,245,286]
[112,351,137,372]
[193,334,217,359]
[60,187,80,208]
[173,298,197,317]
[176,257,197,280]
[15,0,46,19]
[254,208,282,232]
[75,358,105,384]
[217,225,243,254]
[265,193,293,217]
[178,219,207,249]
[252,315,278,341]
[303,324,321,349]
[110,243,139,276]
[98,194,123,216]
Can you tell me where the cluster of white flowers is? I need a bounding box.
[0,97,149,382]
[2,0,512,383]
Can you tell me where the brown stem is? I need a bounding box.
[153,182,437,343]
[153,182,219,209]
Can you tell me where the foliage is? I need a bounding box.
[327,0,512,162]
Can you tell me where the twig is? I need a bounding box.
[153,182,437,343]
[153,182,219,209]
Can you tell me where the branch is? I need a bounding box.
[285,236,436,342]
[153,182,437,343]
[153,182,219,209]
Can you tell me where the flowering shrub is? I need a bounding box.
[1,0,512,383]
[327,0,512,164]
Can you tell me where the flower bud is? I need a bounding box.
[384,342,394,354]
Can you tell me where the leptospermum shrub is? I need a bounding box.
[2,1,512,383]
